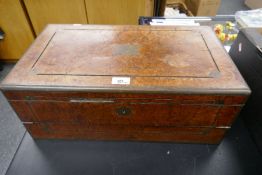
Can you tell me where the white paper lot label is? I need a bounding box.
[112,77,130,85]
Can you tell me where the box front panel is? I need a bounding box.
[4,90,247,143]
[23,99,221,127]
[24,123,227,144]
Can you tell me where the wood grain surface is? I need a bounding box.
[0,25,250,143]
[6,92,244,127]
[24,123,227,144]
[23,0,88,35]
[4,90,246,143]
[85,0,154,24]
[0,0,34,60]
[1,25,250,94]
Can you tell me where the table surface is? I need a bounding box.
[5,118,262,175]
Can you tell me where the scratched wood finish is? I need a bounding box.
[4,90,246,143]
[6,91,244,126]
[24,123,227,144]
[1,25,250,92]
[0,25,250,143]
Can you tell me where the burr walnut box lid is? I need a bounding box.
[1,25,250,94]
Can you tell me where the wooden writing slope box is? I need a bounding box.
[0,25,250,144]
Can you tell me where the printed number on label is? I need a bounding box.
[112,77,130,85]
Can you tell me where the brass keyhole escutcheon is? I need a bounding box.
[116,107,131,116]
